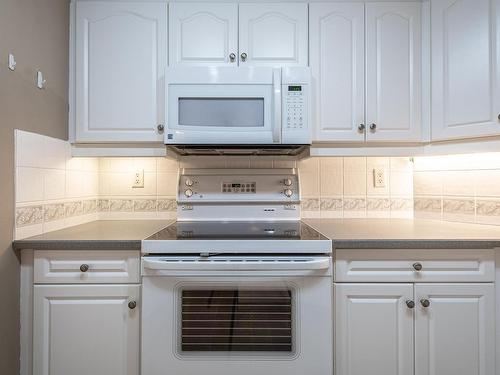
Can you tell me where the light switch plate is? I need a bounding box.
[373,168,386,188]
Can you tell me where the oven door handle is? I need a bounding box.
[142,257,330,271]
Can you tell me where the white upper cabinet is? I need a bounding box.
[431,0,500,141]
[310,3,365,142]
[238,3,308,66]
[33,285,140,375]
[335,283,414,375]
[169,3,238,66]
[74,2,167,143]
[310,2,422,143]
[365,2,422,142]
[415,283,495,375]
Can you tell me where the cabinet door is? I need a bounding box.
[309,4,365,142]
[239,3,308,66]
[169,3,238,66]
[75,2,166,142]
[365,2,422,142]
[415,283,495,375]
[431,0,500,141]
[335,283,414,375]
[33,285,140,375]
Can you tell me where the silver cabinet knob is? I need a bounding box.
[185,179,194,187]
[358,124,366,132]
[284,189,293,197]
[284,178,293,186]
[229,53,236,62]
[157,124,164,133]
[420,298,430,308]
[369,123,377,131]
[498,114,500,121]
[412,262,423,271]
[406,300,415,309]
[184,189,193,197]
[128,301,137,310]
[79,264,89,272]
[240,52,248,62]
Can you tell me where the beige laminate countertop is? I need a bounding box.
[12,219,500,251]
[303,218,500,249]
[12,220,172,250]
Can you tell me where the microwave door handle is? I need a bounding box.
[272,68,282,143]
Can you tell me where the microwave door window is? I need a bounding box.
[178,98,265,128]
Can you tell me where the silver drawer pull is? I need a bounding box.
[412,262,423,271]
[79,264,89,272]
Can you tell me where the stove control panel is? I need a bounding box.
[222,182,256,193]
[177,169,299,203]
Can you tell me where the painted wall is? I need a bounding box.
[0,0,69,373]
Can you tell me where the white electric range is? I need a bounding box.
[141,169,333,375]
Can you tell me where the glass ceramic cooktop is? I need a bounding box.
[146,221,328,241]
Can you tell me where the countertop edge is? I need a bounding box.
[332,239,500,250]
[12,239,142,251]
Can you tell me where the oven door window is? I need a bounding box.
[181,289,293,353]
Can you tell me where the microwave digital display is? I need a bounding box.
[288,86,302,92]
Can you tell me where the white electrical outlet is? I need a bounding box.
[133,169,144,188]
[373,168,386,188]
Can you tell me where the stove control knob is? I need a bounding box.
[184,189,193,198]
[185,179,194,187]
[284,189,293,197]
[284,178,293,186]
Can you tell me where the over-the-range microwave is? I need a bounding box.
[164,66,311,156]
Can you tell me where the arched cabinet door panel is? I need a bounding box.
[365,3,422,142]
[431,0,500,141]
[239,3,308,67]
[169,3,238,67]
[75,2,166,143]
[309,3,365,142]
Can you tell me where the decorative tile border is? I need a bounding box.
[320,198,343,211]
[343,198,366,211]
[443,198,475,215]
[476,200,500,216]
[16,205,43,227]
[301,198,319,211]
[134,199,157,212]
[390,198,413,211]
[15,197,178,228]
[414,197,442,213]
[158,199,177,212]
[367,198,390,211]
[110,199,133,212]
[43,203,65,222]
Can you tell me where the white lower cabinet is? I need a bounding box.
[415,283,495,375]
[33,284,140,375]
[335,283,414,375]
[335,282,495,375]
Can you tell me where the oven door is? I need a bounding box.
[165,70,282,145]
[141,256,333,375]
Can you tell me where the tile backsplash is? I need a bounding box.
[19,130,500,239]
[414,153,500,225]
[299,157,414,219]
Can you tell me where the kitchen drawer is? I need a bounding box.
[34,250,140,284]
[334,249,494,282]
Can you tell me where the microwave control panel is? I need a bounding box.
[284,85,305,130]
